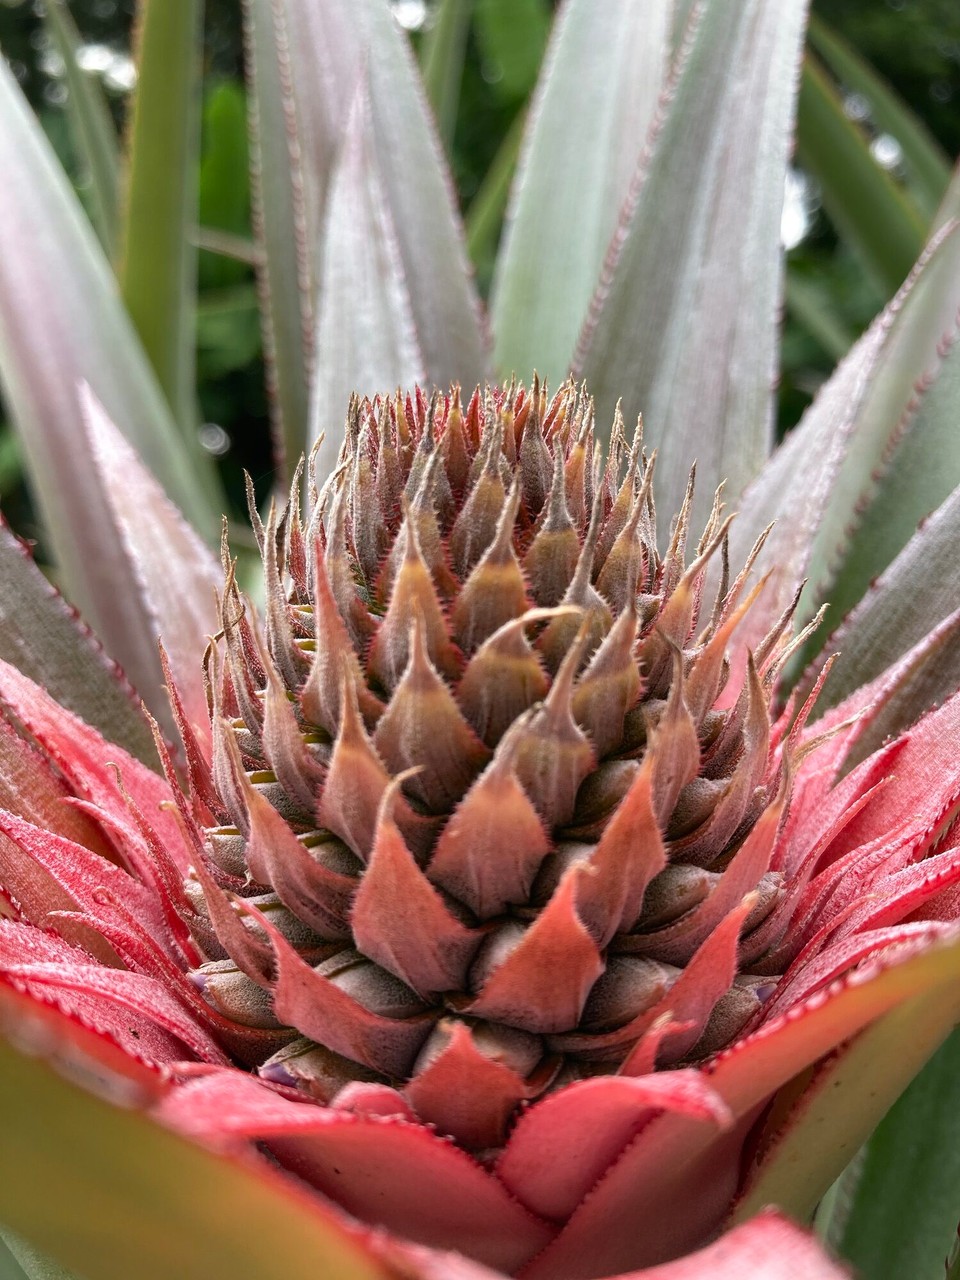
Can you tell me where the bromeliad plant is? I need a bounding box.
[3,2,960,1279]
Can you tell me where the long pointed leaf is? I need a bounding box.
[79,387,222,746]
[732,975,960,1244]
[574,0,808,533]
[465,106,527,277]
[797,52,926,298]
[42,0,120,255]
[0,519,157,766]
[808,14,951,220]
[837,1027,960,1280]
[351,6,487,400]
[819,485,960,716]
[420,0,471,152]
[242,0,324,476]
[491,0,671,388]
[119,0,206,444]
[818,325,960,652]
[0,58,220,640]
[310,0,487,476]
[0,987,387,1280]
[245,0,485,481]
[309,84,424,452]
[725,221,960,667]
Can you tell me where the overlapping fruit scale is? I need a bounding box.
[181,379,816,1154]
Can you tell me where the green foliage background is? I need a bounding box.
[0,0,958,540]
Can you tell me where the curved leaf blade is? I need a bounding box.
[491,0,671,388]
[819,485,960,717]
[808,14,951,220]
[725,221,960,668]
[309,84,424,460]
[465,106,527,282]
[733,975,960,1238]
[79,387,222,746]
[242,0,328,476]
[358,4,487,400]
[797,52,926,298]
[836,1027,960,1280]
[817,328,960,670]
[42,0,120,255]
[119,0,207,446]
[574,0,808,532]
[245,0,485,481]
[0,987,387,1280]
[420,0,471,152]
[0,57,220,636]
[0,519,157,766]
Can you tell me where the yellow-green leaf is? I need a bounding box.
[0,990,388,1280]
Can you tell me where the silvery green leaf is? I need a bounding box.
[491,0,671,388]
[0,58,219,669]
[726,221,960,668]
[80,386,222,746]
[309,83,424,464]
[574,0,808,533]
[245,0,485,482]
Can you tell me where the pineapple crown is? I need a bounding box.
[187,379,815,1152]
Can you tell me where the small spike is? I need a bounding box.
[374,617,490,813]
[498,624,596,827]
[467,869,604,1034]
[428,747,551,920]
[367,515,462,694]
[450,483,530,653]
[523,445,580,607]
[351,779,479,995]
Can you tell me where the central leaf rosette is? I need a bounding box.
[189,380,800,1153]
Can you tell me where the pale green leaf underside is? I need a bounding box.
[0,59,219,656]
[0,1000,386,1280]
[491,0,671,389]
[733,972,960,1238]
[575,0,808,534]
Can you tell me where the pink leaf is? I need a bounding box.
[496,1070,730,1224]
[156,1069,555,1274]
[0,659,192,871]
[0,922,224,1067]
[523,925,960,1277]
